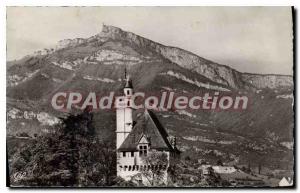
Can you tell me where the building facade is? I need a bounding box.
[278,177,293,187]
[115,76,179,184]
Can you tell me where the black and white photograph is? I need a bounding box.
[6,6,294,187]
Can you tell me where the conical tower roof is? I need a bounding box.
[124,76,133,88]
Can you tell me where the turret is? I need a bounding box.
[124,76,133,96]
[115,73,134,149]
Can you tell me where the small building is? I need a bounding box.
[199,165,236,175]
[212,166,236,174]
[199,165,213,175]
[278,177,293,187]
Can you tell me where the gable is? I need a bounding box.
[118,109,174,152]
[139,135,149,144]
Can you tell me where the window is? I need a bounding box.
[123,152,126,157]
[139,145,148,156]
[131,152,134,157]
[127,90,130,95]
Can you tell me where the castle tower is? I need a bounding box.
[115,75,134,149]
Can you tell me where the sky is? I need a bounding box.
[7,7,293,75]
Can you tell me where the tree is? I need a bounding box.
[132,151,168,186]
[10,110,116,187]
[113,177,136,187]
[205,166,223,186]
[217,159,223,166]
[258,163,262,174]
[185,156,191,161]
[247,162,251,173]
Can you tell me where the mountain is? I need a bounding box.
[7,25,294,171]
[99,25,293,90]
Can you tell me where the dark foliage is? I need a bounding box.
[9,110,116,187]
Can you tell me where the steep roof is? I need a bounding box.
[124,78,133,88]
[118,109,175,152]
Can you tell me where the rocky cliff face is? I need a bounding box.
[99,25,293,90]
[242,73,293,90]
[56,38,86,50]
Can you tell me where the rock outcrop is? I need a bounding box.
[99,25,293,90]
[56,38,86,50]
[241,73,293,89]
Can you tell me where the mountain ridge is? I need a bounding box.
[98,25,293,90]
[11,24,292,91]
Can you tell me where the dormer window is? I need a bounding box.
[139,145,148,157]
